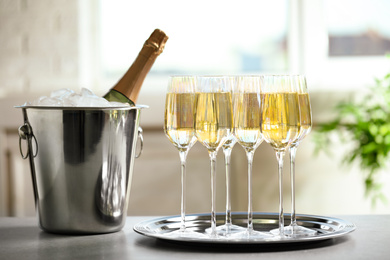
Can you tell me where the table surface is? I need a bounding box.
[0,215,388,260]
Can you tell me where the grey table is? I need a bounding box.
[0,215,388,260]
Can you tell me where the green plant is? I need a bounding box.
[313,70,390,206]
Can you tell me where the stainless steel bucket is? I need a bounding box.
[17,105,144,234]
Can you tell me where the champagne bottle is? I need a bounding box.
[104,29,168,106]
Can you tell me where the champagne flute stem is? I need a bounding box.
[246,150,255,234]
[223,148,232,228]
[179,150,189,232]
[208,150,218,237]
[290,146,297,227]
[276,151,285,236]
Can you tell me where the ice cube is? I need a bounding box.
[80,88,95,97]
[64,93,81,106]
[108,101,130,107]
[50,88,75,99]
[78,95,110,107]
[33,96,62,106]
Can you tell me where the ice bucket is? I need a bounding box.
[16,105,145,234]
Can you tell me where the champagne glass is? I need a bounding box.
[219,77,240,236]
[164,76,199,237]
[233,75,272,239]
[194,76,233,238]
[207,76,243,236]
[285,75,317,236]
[260,75,300,237]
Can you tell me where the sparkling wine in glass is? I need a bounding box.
[285,75,317,237]
[164,76,199,237]
[260,75,300,237]
[233,75,272,239]
[194,76,233,238]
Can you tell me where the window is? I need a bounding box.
[326,0,390,57]
[93,0,390,93]
[297,0,390,90]
[98,0,288,92]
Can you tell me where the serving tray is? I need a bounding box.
[133,212,356,244]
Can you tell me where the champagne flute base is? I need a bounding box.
[269,228,286,238]
[284,225,317,237]
[230,229,274,240]
[205,223,246,236]
[270,225,316,237]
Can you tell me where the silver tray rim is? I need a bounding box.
[133,212,356,245]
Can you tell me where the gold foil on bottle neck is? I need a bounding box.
[144,29,168,54]
[144,41,163,54]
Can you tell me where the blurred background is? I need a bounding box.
[1,0,390,217]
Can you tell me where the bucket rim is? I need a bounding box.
[14,104,149,111]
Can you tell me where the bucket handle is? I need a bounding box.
[135,126,143,158]
[18,123,38,159]
[17,110,39,207]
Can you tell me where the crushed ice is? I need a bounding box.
[24,88,130,107]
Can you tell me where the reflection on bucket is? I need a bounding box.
[17,106,145,234]
[97,110,130,220]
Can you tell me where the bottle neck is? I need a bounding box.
[111,44,162,103]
